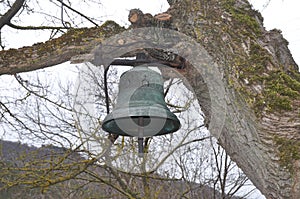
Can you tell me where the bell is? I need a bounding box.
[102,66,181,138]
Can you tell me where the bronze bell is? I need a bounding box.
[102,66,180,141]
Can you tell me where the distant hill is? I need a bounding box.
[0,140,241,199]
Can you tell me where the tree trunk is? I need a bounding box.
[0,0,299,198]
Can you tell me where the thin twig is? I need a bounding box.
[7,22,68,30]
[56,0,99,27]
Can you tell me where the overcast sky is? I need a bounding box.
[249,0,300,68]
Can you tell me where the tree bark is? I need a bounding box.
[0,0,299,198]
[0,21,124,75]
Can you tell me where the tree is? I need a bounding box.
[0,0,300,198]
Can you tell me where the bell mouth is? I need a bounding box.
[131,116,151,126]
[102,116,180,137]
[102,106,181,137]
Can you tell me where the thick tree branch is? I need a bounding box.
[0,21,124,75]
[0,0,25,29]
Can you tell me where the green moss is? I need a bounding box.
[233,13,261,36]
[221,0,236,12]
[234,47,299,113]
[249,43,271,65]
[58,20,124,45]
[282,71,300,91]
[274,136,300,174]
[266,72,300,95]
[100,20,125,34]
[289,69,300,82]
[221,0,261,36]
[264,91,293,111]
[258,71,300,112]
[236,42,271,83]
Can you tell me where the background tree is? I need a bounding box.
[0,61,257,198]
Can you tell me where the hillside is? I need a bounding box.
[0,140,241,199]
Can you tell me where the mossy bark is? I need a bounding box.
[0,21,124,75]
[166,0,299,198]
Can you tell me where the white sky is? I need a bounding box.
[249,0,300,68]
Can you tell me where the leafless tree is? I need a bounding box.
[0,61,257,198]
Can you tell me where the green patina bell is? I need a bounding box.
[102,66,181,138]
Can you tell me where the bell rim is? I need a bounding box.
[102,106,181,137]
[102,105,180,124]
[102,116,181,137]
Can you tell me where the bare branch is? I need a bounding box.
[7,22,68,30]
[0,0,25,29]
[55,0,99,27]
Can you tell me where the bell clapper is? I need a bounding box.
[138,117,144,158]
[138,137,144,158]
